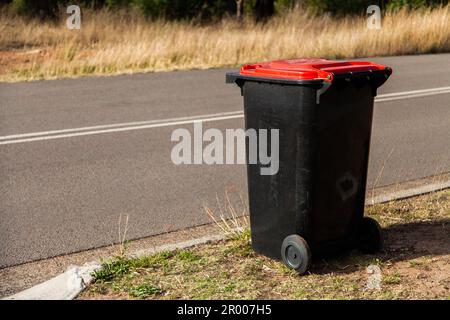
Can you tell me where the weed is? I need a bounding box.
[92,257,131,282]
[129,283,162,299]
[177,250,200,262]
[117,214,130,257]
[383,272,402,285]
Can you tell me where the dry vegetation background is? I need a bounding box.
[0,6,449,82]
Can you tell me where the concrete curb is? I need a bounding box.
[3,181,449,300]
[130,234,229,259]
[366,180,450,205]
[2,262,101,300]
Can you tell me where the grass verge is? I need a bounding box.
[79,189,449,300]
[1,6,450,82]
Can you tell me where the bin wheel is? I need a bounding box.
[357,217,383,254]
[281,235,311,274]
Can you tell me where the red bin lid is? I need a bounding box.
[240,58,390,82]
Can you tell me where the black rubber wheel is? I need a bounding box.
[357,217,383,254]
[281,235,311,274]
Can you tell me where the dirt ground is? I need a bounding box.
[0,49,44,78]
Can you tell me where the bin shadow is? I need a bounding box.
[308,219,450,275]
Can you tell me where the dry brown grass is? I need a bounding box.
[203,191,249,237]
[1,6,450,82]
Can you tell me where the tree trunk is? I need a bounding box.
[236,0,244,22]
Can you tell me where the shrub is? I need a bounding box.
[305,0,381,15]
[11,0,107,17]
[387,0,448,10]
[8,0,450,20]
[11,0,59,18]
[131,0,235,21]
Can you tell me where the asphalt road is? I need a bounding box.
[1,54,449,268]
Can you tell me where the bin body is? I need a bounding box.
[227,59,392,260]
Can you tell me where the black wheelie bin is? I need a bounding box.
[226,59,392,274]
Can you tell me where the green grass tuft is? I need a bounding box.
[129,283,162,299]
[177,250,200,262]
[92,257,131,282]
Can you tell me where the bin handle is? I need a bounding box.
[316,81,332,104]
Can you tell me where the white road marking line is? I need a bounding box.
[1,86,449,145]
[376,86,450,98]
[376,89,450,102]
[0,114,244,145]
[0,110,243,141]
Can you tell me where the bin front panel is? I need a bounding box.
[242,81,318,260]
